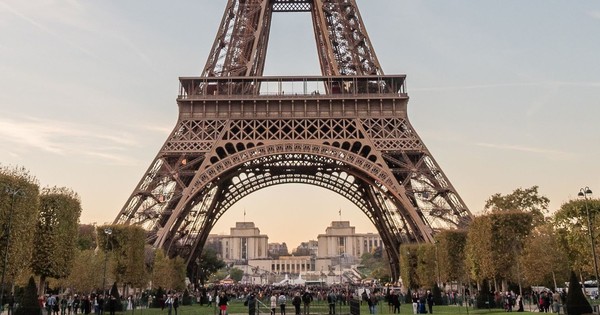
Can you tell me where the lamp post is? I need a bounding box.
[578,187,599,298]
[102,228,112,298]
[0,186,23,314]
[434,240,441,287]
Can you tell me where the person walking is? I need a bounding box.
[246,293,257,315]
[292,292,302,315]
[302,291,312,315]
[218,292,229,315]
[173,294,180,315]
[328,291,337,315]
[426,290,434,314]
[279,292,287,315]
[7,293,15,315]
[165,294,174,315]
[412,293,418,314]
[271,293,277,315]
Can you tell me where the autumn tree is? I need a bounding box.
[151,249,187,291]
[0,167,39,291]
[466,212,533,292]
[77,224,96,250]
[97,225,148,293]
[484,186,549,225]
[59,249,108,294]
[196,248,225,285]
[436,230,468,284]
[520,223,569,288]
[400,244,420,290]
[554,198,600,277]
[31,187,82,294]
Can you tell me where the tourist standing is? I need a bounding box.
[279,292,287,315]
[302,291,312,315]
[271,293,277,315]
[246,293,257,315]
[292,292,302,315]
[218,292,229,315]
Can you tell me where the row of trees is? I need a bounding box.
[0,166,81,295]
[0,167,190,298]
[400,186,600,294]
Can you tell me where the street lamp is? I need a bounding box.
[578,187,599,298]
[102,227,112,298]
[0,186,23,314]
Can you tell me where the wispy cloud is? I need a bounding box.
[412,81,600,92]
[0,115,141,165]
[588,11,600,20]
[0,1,100,60]
[476,142,576,160]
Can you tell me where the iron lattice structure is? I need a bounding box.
[115,0,472,280]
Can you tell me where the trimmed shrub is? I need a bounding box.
[566,270,592,315]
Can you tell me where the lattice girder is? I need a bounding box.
[118,0,473,282]
[157,150,417,266]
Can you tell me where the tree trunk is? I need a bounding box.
[38,274,46,296]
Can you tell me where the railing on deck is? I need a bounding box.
[178,75,407,100]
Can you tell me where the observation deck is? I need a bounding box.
[177,75,409,119]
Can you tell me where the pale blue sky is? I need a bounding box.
[1,1,599,248]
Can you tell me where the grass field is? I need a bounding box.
[106,300,542,315]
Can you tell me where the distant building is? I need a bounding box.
[315,221,383,272]
[206,222,268,264]
[249,255,314,275]
[293,240,318,256]
[268,242,289,258]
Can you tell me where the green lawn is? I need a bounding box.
[109,300,540,315]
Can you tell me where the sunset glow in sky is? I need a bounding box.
[1,1,599,248]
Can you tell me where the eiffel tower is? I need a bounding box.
[115,0,472,280]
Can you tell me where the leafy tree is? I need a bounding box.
[15,276,40,315]
[554,198,600,278]
[97,225,148,291]
[230,267,244,282]
[359,251,391,282]
[436,230,467,284]
[77,224,96,250]
[520,223,569,288]
[415,244,436,288]
[566,270,592,315]
[400,244,420,289]
[0,167,39,289]
[196,248,225,285]
[152,250,172,290]
[31,187,82,294]
[484,186,549,225]
[151,249,186,291]
[60,249,107,294]
[466,212,533,291]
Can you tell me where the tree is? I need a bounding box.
[400,244,420,290]
[97,225,148,292]
[196,248,225,285]
[520,223,569,288]
[466,212,533,292]
[436,230,467,284]
[151,249,186,291]
[554,198,600,278]
[77,224,96,250]
[359,252,391,282]
[566,270,592,315]
[484,186,549,225]
[0,167,39,291]
[15,276,40,315]
[31,187,82,294]
[60,249,107,294]
[230,268,244,282]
